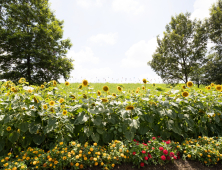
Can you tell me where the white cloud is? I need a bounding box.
[67,47,100,64]
[88,33,118,45]
[112,0,144,15]
[191,0,217,20]
[76,0,105,9]
[121,38,158,68]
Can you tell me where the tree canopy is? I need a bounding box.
[0,0,74,85]
[148,12,208,84]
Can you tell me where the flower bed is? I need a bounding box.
[0,136,222,170]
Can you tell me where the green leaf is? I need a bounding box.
[139,126,149,135]
[65,124,74,133]
[74,112,89,125]
[8,132,19,143]
[18,122,29,132]
[33,134,45,145]
[124,131,134,141]
[91,133,100,143]
[102,132,113,143]
[29,123,40,134]
[129,119,139,129]
[84,126,93,137]
[144,114,154,123]
[48,117,57,127]
[96,128,104,134]
[0,139,5,151]
[21,135,32,148]
[166,109,176,119]
[92,116,102,126]
[0,115,5,121]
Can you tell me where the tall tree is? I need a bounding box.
[204,0,222,84]
[0,0,74,85]
[148,12,208,84]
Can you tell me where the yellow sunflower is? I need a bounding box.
[62,110,68,116]
[78,84,83,90]
[187,81,193,88]
[83,94,87,99]
[70,95,76,100]
[101,98,108,103]
[112,93,116,97]
[182,91,189,97]
[53,80,57,86]
[82,80,88,87]
[65,81,70,86]
[207,86,211,90]
[43,104,48,109]
[28,89,32,93]
[125,105,134,110]
[97,90,101,96]
[142,86,145,90]
[182,85,186,89]
[19,78,26,83]
[59,98,64,103]
[215,85,222,91]
[103,86,109,92]
[11,87,15,92]
[137,87,140,90]
[117,86,122,91]
[41,85,44,89]
[33,96,39,103]
[6,126,11,131]
[50,107,55,113]
[211,83,215,87]
[49,101,55,106]
[152,83,155,87]
[142,78,147,84]
[107,91,110,95]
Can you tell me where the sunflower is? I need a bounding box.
[83,94,87,99]
[61,105,65,109]
[207,86,211,90]
[70,95,76,100]
[50,107,55,113]
[103,86,109,92]
[82,80,88,87]
[152,83,156,87]
[78,84,83,90]
[6,126,11,131]
[142,86,145,90]
[31,106,35,109]
[211,83,215,87]
[63,110,68,116]
[117,86,122,91]
[19,78,26,83]
[182,85,186,89]
[59,98,64,103]
[142,79,147,84]
[34,96,39,103]
[136,90,139,93]
[43,104,48,109]
[101,98,108,103]
[112,93,116,97]
[125,105,134,110]
[10,87,15,92]
[187,81,193,88]
[41,85,44,89]
[215,85,222,91]
[97,91,101,96]
[65,81,70,86]
[199,89,202,93]
[137,87,140,90]
[53,80,57,86]
[28,89,32,93]
[49,101,55,106]
[182,91,189,97]
[107,91,110,95]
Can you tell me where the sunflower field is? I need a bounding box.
[0,78,222,169]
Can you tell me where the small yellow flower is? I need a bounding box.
[142,78,147,84]
[6,126,11,131]
[41,85,44,88]
[97,90,101,96]
[199,153,203,156]
[117,86,122,91]
[112,164,115,167]
[125,105,134,110]
[187,154,191,158]
[75,163,79,167]
[90,148,93,152]
[60,142,63,145]
[93,143,97,146]
[62,110,68,116]
[49,101,55,106]
[65,81,70,86]
[43,104,48,109]
[59,98,64,103]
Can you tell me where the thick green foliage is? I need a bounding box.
[148,12,208,84]
[0,0,73,85]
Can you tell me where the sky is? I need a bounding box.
[48,0,217,84]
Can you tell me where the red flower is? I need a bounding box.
[161,155,166,161]
[140,162,144,167]
[142,150,146,154]
[133,139,137,142]
[157,136,160,138]
[143,143,147,146]
[173,156,177,160]
[148,154,152,158]
[163,150,168,155]
[133,152,136,155]
[177,155,180,159]
[170,152,174,157]
[166,156,171,160]
[148,141,151,143]
[166,140,171,144]
[152,147,155,150]
[152,137,156,140]
[136,143,139,145]
[144,156,148,160]
[159,147,163,151]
